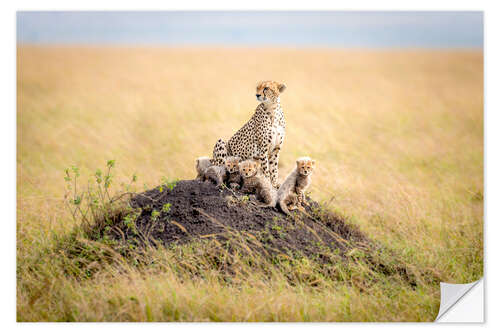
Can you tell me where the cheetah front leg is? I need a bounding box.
[255,129,273,181]
[254,151,271,181]
[296,189,307,207]
[268,147,281,188]
[259,155,271,180]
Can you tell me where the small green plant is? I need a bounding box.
[166,180,178,191]
[160,177,178,193]
[271,225,282,232]
[64,160,137,236]
[270,223,287,239]
[123,210,141,235]
[162,203,171,213]
[151,209,160,221]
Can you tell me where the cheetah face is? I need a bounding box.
[256,81,286,104]
[238,160,260,178]
[296,157,316,176]
[225,156,241,173]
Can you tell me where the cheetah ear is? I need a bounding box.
[278,83,286,93]
[311,160,316,167]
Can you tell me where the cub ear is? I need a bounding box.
[311,160,316,166]
[278,83,286,93]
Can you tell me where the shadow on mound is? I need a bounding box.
[107,180,370,261]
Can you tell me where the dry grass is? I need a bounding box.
[17,46,483,321]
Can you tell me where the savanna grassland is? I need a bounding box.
[17,46,483,321]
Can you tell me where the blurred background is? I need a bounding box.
[17,11,482,47]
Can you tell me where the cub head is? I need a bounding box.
[256,80,286,104]
[238,159,261,178]
[196,156,212,173]
[296,157,316,176]
[225,156,241,173]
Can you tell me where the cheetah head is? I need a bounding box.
[238,159,260,178]
[296,157,316,176]
[256,81,286,104]
[225,156,241,173]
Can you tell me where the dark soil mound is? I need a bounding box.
[105,180,371,261]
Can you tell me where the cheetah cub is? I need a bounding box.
[204,156,243,188]
[195,156,213,181]
[204,164,227,187]
[239,159,277,207]
[225,156,243,190]
[277,157,316,215]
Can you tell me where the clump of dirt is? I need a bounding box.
[105,179,370,261]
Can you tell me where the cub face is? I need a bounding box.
[238,159,260,178]
[256,80,286,104]
[296,157,316,176]
[225,156,241,173]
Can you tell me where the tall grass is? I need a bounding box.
[17,46,483,321]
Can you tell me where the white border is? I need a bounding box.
[9,0,490,10]
[4,0,497,331]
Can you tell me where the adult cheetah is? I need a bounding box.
[212,80,286,188]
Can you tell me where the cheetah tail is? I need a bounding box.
[257,197,278,208]
[212,138,228,166]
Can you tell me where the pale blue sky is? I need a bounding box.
[17,11,483,48]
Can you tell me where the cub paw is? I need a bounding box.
[229,183,241,190]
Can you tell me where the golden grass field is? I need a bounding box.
[17,46,483,321]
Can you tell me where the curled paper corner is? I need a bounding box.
[435,278,483,322]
